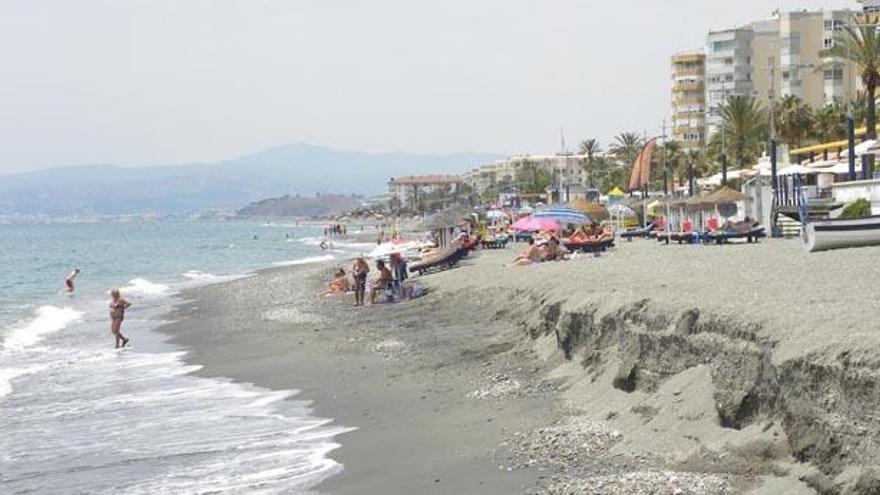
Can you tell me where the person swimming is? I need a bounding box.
[108,288,132,348]
[64,268,80,294]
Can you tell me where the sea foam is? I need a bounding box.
[121,278,171,297]
[1,305,83,352]
[274,255,335,267]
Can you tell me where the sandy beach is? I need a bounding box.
[160,237,880,495]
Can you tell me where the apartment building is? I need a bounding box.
[387,175,463,210]
[462,153,592,196]
[671,51,707,150]
[700,9,860,139]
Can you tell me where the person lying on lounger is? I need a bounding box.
[513,237,542,266]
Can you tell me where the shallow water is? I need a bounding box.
[0,221,359,494]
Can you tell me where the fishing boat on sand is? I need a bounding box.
[803,215,880,252]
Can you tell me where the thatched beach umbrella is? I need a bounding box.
[703,186,748,205]
[702,186,749,222]
[568,199,609,222]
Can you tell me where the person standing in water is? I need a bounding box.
[64,268,80,294]
[109,288,132,348]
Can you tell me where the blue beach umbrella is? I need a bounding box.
[533,207,592,225]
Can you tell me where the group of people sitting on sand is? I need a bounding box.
[512,235,564,266]
[321,253,408,306]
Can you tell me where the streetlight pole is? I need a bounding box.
[847,9,858,181]
[662,119,669,196]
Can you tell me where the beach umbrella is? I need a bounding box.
[509,216,561,232]
[607,204,636,218]
[704,186,749,204]
[533,207,591,225]
[778,164,818,176]
[486,210,507,220]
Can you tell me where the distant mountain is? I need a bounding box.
[237,194,363,218]
[0,143,502,216]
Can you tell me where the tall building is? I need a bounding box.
[700,9,859,139]
[704,27,756,136]
[671,51,707,151]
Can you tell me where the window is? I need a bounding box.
[824,38,834,49]
[824,68,844,81]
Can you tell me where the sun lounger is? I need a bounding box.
[703,225,766,244]
[620,224,655,239]
[481,236,509,249]
[408,247,466,275]
[564,234,614,253]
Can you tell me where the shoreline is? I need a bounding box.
[159,239,880,494]
[159,261,549,494]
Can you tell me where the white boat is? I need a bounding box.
[803,215,880,252]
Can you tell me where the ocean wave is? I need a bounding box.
[181,270,219,281]
[0,364,49,398]
[2,306,83,352]
[273,255,335,267]
[120,278,171,297]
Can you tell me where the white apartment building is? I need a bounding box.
[705,27,756,136]
[462,153,592,196]
[387,175,463,210]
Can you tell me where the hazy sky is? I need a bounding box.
[0,0,856,173]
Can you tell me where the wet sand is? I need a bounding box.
[161,238,880,494]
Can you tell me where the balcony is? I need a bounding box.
[673,81,704,92]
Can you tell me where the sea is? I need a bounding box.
[0,220,370,494]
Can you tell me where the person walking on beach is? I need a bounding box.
[108,288,132,348]
[64,268,80,294]
[352,255,370,306]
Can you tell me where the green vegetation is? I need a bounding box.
[515,160,553,195]
[823,14,880,170]
[840,198,872,219]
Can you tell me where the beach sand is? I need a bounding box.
[161,238,880,494]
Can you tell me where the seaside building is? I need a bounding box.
[705,27,756,136]
[670,51,707,151]
[701,9,859,138]
[462,153,592,198]
[387,175,463,211]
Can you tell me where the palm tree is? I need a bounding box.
[577,139,602,188]
[775,95,814,150]
[823,14,880,170]
[684,148,704,192]
[719,95,768,170]
[812,103,847,143]
[661,140,683,190]
[515,160,552,195]
[609,132,645,167]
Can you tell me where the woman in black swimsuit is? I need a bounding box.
[109,288,132,348]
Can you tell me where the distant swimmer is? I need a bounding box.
[320,240,329,251]
[64,268,81,294]
[109,288,132,348]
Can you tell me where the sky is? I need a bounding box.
[0,0,858,174]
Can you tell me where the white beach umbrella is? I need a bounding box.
[840,139,879,158]
[778,164,819,176]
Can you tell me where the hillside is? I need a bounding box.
[0,144,502,216]
[237,194,363,218]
